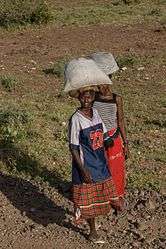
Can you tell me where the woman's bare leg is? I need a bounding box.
[87,218,98,239]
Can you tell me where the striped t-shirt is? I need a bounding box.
[93,98,117,131]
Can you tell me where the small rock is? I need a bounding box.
[121,67,127,71]
[132,241,142,248]
[160,186,166,196]
[62,122,66,126]
[139,222,148,231]
[137,66,145,71]
[22,211,26,216]
[30,60,37,65]
[147,199,156,210]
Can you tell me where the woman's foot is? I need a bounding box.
[112,198,128,218]
[88,232,105,244]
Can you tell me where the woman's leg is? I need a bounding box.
[87,218,97,238]
[87,218,106,244]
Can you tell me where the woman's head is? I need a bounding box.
[78,89,95,109]
[69,85,98,99]
[98,84,112,96]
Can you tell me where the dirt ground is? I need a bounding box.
[0,22,166,249]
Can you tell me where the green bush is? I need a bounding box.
[122,0,141,4]
[0,109,33,143]
[116,54,138,68]
[112,0,141,5]
[0,75,18,91]
[0,0,52,27]
[43,58,69,78]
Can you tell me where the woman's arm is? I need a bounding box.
[70,148,93,184]
[68,116,92,184]
[116,95,129,159]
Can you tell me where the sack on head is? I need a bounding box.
[64,57,112,93]
[88,52,119,75]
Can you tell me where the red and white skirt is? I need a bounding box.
[106,128,126,198]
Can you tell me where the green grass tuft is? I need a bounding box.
[116,54,139,68]
[0,75,18,92]
[43,58,68,78]
[128,169,161,191]
[0,0,52,27]
[0,109,33,144]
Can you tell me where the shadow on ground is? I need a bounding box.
[0,171,69,227]
[0,140,72,198]
[0,171,85,237]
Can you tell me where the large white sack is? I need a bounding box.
[64,58,112,93]
[88,52,119,75]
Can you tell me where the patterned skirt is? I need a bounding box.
[72,177,118,220]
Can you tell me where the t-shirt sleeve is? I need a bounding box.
[68,115,80,150]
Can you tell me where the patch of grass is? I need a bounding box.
[128,169,161,191]
[0,95,75,186]
[116,54,139,68]
[43,58,69,78]
[0,0,165,28]
[0,109,32,125]
[0,0,52,27]
[159,15,166,25]
[0,46,165,193]
[144,119,166,128]
[112,0,141,6]
[148,8,161,16]
[0,109,33,144]
[0,75,18,92]
[49,0,166,26]
[148,149,166,164]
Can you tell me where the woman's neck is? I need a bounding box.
[98,92,114,100]
[79,107,93,118]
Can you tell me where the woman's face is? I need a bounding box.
[79,90,95,109]
[98,85,112,96]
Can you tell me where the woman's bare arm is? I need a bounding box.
[116,95,129,159]
[70,148,93,183]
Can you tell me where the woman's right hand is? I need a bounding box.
[71,149,93,183]
[82,169,93,184]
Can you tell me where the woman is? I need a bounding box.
[68,87,118,243]
[93,84,129,211]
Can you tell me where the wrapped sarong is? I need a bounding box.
[106,128,125,197]
[72,177,117,220]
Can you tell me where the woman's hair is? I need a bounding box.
[69,85,99,98]
[98,84,112,93]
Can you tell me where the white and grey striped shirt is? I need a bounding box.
[93,100,117,131]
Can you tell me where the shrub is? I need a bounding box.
[116,54,138,68]
[43,58,69,78]
[0,75,18,91]
[0,109,33,143]
[148,8,161,16]
[0,0,52,27]
[112,0,141,5]
[122,0,141,4]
